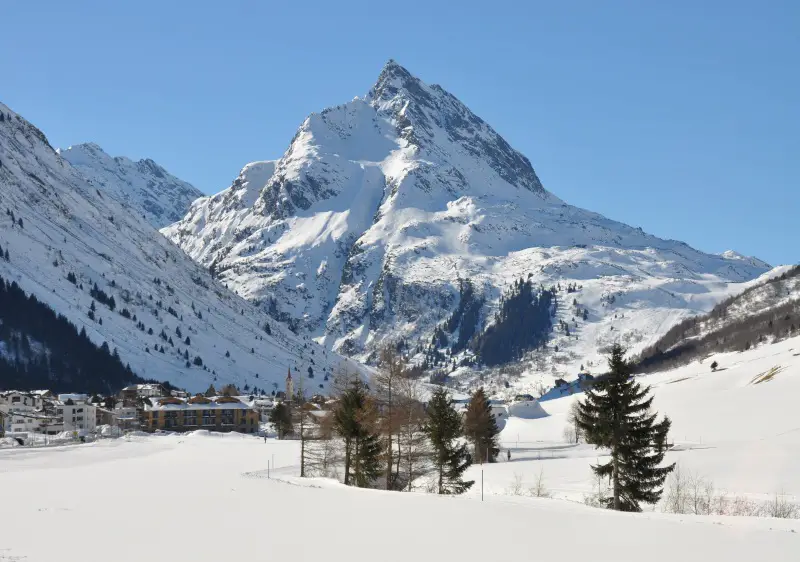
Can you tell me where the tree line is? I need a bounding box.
[0,274,163,394]
[270,347,501,494]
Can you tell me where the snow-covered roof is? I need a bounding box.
[52,400,96,407]
[146,396,255,412]
[57,394,89,403]
[123,384,163,392]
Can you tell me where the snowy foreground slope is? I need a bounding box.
[0,102,359,393]
[59,142,203,228]
[473,335,800,504]
[163,60,770,372]
[2,338,798,561]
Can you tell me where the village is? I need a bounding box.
[0,369,306,443]
[0,367,594,446]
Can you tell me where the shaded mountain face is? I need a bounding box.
[0,102,356,394]
[163,60,771,374]
[59,143,203,228]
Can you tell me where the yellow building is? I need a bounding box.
[142,395,259,434]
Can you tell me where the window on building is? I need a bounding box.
[11,397,20,403]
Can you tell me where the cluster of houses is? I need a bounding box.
[0,390,99,437]
[0,374,301,440]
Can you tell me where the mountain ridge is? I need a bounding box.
[59,142,203,228]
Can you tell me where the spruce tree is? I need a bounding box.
[577,344,674,511]
[353,423,382,488]
[332,377,382,487]
[269,402,293,439]
[463,387,500,463]
[425,387,473,494]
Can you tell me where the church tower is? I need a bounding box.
[285,368,293,400]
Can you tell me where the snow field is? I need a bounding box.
[0,429,797,562]
[471,335,800,505]
[1,337,799,560]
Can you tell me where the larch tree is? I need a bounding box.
[294,372,308,477]
[564,400,582,444]
[395,368,431,490]
[424,387,473,495]
[305,408,339,478]
[577,343,674,512]
[463,387,500,463]
[374,345,405,489]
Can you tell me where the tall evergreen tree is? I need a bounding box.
[332,377,382,487]
[269,402,293,439]
[577,344,674,511]
[463,387,500,463]
[425,387,473,495]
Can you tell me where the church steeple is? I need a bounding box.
[285,367,293,400]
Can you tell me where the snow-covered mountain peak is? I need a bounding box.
[59,142,203,228]
[719,250,771,270]
[367,59,546,196]
[163,63,771,374]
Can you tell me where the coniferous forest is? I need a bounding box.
[473,278,556,366]
[0,274,147,394]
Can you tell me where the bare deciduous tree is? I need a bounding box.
[563,401,582,444]
[374,346,405,490]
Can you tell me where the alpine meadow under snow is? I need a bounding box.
[162,60,771,377]
[0,102,361,394]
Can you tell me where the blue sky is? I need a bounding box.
[2,1,797,265]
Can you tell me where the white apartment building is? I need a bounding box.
[54,395,97,435]
[0,391,48,435]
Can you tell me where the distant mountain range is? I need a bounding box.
[637,265,799,372]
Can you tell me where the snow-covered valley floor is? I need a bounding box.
[1,337,799,561]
